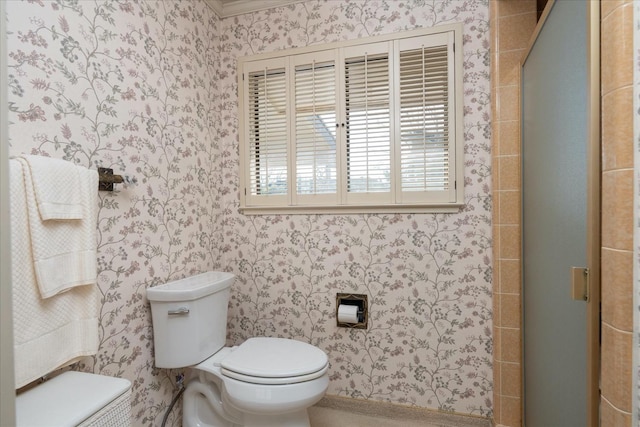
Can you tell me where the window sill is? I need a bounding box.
[239,203,465,215]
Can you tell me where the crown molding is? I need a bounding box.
[204,0,304,18]
[205,0,224,17]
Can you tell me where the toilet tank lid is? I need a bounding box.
[16,371,131,427]
[147,271,235,302]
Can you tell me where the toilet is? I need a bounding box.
[146,271,329,427]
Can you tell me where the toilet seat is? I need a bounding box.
[219,337,328,385]
[221,364,328,385]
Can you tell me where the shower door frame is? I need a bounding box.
[520,1,601,425]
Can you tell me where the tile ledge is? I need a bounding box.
[314,395,491,426]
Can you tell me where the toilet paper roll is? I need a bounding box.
[337,304,359,324]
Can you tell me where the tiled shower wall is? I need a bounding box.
[489,1,536,425]
[601,0,634,424]
[491,1,637,426]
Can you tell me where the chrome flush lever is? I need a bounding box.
[168,307,190,316]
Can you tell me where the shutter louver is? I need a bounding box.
[295,61,337,195]
[248,68,288,196]
[345,53,391,194]
[399,45,450,193]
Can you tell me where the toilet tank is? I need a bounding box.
[147,271,234,368]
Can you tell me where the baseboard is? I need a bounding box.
[314,395,491,426]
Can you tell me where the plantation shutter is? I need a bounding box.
[239,26,463,213]
[344,43,392,204]
[245,60,289,206]
[293,52,338,204]
[397,32,456,203]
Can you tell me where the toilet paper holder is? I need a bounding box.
[336,293,368,329]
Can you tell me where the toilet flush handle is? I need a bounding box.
[168,307,190,316]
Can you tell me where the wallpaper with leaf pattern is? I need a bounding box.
[6,0,492,425]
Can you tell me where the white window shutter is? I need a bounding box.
[396,32,456,203]
[343,43,393,205]
[293,51,339,205]
[243,58,289,206]
[238,26,463,213]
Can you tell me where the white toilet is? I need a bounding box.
[146,271,329,427]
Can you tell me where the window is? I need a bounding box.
[239,25,463,213]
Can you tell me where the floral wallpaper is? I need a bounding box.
[6,0,222,425]
[219,0,493,418]
[6,0,492,425]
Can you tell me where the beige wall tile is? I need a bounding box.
[493,191,502,226]
[491,48,499,91]
[601,248,633,332]
[499,259,521,294]
[601,3,633,95]
[499,225,521,260]
[492,86,499,120]
[498,49,525,87]
[499,120,520,156]
[493,154,501,191]
[497,86,520,122]
[498,155,520,191]
[491,2,538,420]
[498,13,537,52]
[497,0,536,18]
[500,293,521,329]
[600,324,632,412]
[499,190,520,225]
[501,362,521,397]
[601,169,633,251]
[501,327,522,363]
[600,396,632,427]
[493,259,501,298]
[602,87,633,172]
[601,0,631,22]
[501,396,522,427]
[494,291,502,328]
[599,3,634,424]
[492,119,501,156]
[494,326,502,361]
[493,389,502,424]
[493,224,501,269]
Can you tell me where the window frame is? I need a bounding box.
[238,24,464,214]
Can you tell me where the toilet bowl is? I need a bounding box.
[146,272,329,427]
[184,340,329,426]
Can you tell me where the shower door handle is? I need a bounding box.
[570,267,589,302]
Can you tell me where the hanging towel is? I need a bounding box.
[16,156,98,298]
[10,159,99,389]
[19,154,83,220]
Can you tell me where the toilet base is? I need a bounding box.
[183,375,315,427]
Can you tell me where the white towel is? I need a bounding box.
[16,156,98,298]
[19,154,83,220]
[10,159,99,389]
